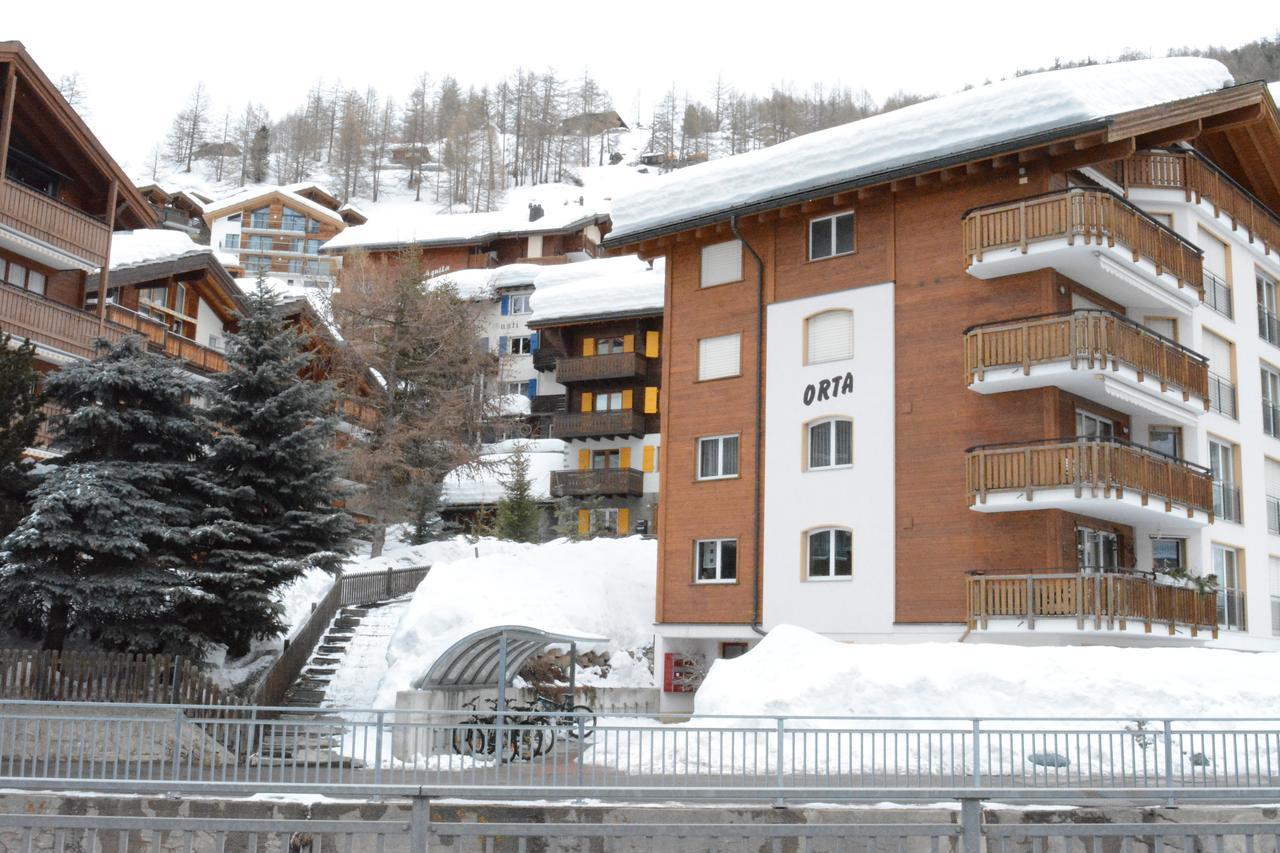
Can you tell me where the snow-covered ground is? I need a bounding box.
[320,596,413,710]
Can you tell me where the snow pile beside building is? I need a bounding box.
[694,624,1280,721]
[609,58,1235,242]
[528,256,663,325]
[374,535,657,707]
[439,439,566,507]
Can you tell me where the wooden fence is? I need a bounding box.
[967,569,1219,637]
[252,564,431,707]
[964,309,1210,402]
[962,188,1204,293]
[0,649,239,705]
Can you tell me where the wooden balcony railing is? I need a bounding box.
[530,393,566,415]
[0,283,126,360]
[1119,149,1280,258]
[532,346,562,373]
[552,409,646,439]
[966,437,1214,519]
[962,188,1203,293]
[104,304,166,347]
[967,569,1218,637]
[555,351,648,383]
[163,333,226,374]
[0,179,110,265]
[550,467,645,498]
[964,309,1210,403]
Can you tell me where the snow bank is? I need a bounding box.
[439,439,566,506]
[609,58,1235,242]
[529,256,663,325]
[374,536,657,707]
[696,624,1280,720]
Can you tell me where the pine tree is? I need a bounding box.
[0,336,43,540]
[194,283,354,658]
[0,337,210,653]
[494,445,541,543]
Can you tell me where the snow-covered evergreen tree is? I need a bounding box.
[494,446,541,543]
[0,335,43,540]
[194,284,354,657]
[0,337,210,652]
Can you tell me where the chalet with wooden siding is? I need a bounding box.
[528,256,663,537]
[135,183,211,241]
[604,58,1280,712]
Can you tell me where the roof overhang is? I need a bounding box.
[527,306,664,329]
[86,251,247,318]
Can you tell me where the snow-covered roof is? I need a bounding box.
[1271,81,1280,102]
[202,184,346,226]
[426,262,542,301]
[528,256,663,326]
[320,200,606,252]
[439,439,566,507]
[105,229,236,272]
[608,58,1236,243]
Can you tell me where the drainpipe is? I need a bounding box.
[730,214,768,638]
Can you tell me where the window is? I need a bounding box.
[1271,556,1280,636]
[1151,537,1185,572]
[222,234,240,250]
[591,449,621,470]
[809,212,855,261]
[1210,438,1241,523]
[695,539,737,583]
[807,528,853,579]
[1261,270,1280,346]
[594,391,625,411]
[308,218,321,234]
[509,293,532,314]
[591,507,619,532]
[1075,410,1114,438]
[595,336,625,354]
[700,240,742,288]
[1203,329,1237,418]
[248,235,273,252]
[4,260,25,287]
[26,270,45,296]
[1148,426,1182,458]
[503,380,532,397]
[281,208,306,231]
[698,333,741,381]
[509,336,532,355]
[1264,364,1280,438]
[1213,544,1246,631]
[1077,527,1119,572]
[1266,458,1280,536]
[249,206,270,229]
[697,435,739,480]
[808,418,853,469]
[306,239,321,254]
[806,310,854,364]
[720,642,749,660]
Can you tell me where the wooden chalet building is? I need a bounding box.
[527,257,664,537]
[135,183,211,241]
[603,58,1280,712]
[203,183,366,288]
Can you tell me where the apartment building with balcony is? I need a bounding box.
[527,256,663,537]
[203,183,365,288]
[603,58,1280,712]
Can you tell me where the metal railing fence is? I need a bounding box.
[8,702,1280,797]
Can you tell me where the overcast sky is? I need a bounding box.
[6,1,1278,173]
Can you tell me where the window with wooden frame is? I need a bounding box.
[806,528,853,579]
[697,434,739,480]
[808,211,855,261]
[720,642,749,659]
[0,253,48,296]
[807,418,853,470]
[805,309,854,364]
[700,240,743,288]
[694,538,737,583]
[596,336,626,354]
[591,449,621,470]
[594,391,626,411]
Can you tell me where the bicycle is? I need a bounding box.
[451,697,550,761]
[530,693,596,743]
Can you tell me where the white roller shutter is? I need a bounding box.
[701,240,743,287]
[1266,458,1280,495]
[807,310,854,364]
[698,333,741,380]
[1201,330,1233,378]
[1198,227,1228,278]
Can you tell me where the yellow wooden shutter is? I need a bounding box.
[617,508,630,535]
[578,449,591,469]
[622,389,633,409]
[644,386,659,414]
[577,509,590,535]
[582,338,595,357]
[623,334,635,353]
[580,392,593,412]
[645,330,660,358]
[620,447,632,469]
[642,446,655,472]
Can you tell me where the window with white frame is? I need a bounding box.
[1075,410,1114,438]
[697,435,740,480]
[809,212,855,261]
[698,333,741,380]
[700,240,742,287]
[509,293,532,314]
[695,539,737,583]
[808,418,853,469]
[1271,555,1280,636]
[1214,544,1246,631]
[805,309,854,364]
[502,380,532,397]
[1263,363,1280,438]
[1261,270,1280,346]
[594,391,625,411]
[509,335,532,355]
[807,528,852,579]
[1210,438,1242,523]
[596,336,625,354]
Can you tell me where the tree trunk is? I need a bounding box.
[42,601,70,651]
[370,523,386,558]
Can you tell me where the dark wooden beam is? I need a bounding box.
[1201,103,1265,133]
[1135,119,1202,148]
[0,63,15,190]
[1046,138,1136,172]
[97,179,118,325]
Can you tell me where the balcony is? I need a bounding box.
[552,409,646,439]
[555,351,647,384]
[962,188,1203,314]
[966,437,1214,529]
[1202,270,1233,319]
[532,346,562,373]
[530,393,566,415]
[964,310,1209,422]
[550,468,645,498]
[967,569,1218,638]
[0,179,110,266]
[104,304,227,374]
[0,283,126,360]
